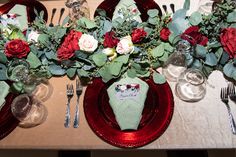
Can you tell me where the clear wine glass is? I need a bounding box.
[11,94,48,128]
[175,68,206,102]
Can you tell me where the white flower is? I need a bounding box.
[102,48,117,61]
[116,36,134,54]
[79,34,98,52]
[28,30,40,42]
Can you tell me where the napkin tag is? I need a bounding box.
[115,83,140,100]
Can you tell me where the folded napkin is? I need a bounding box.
[8,4,28,30]
[0,81,10,111]
[107,76,149,130]
[112,0,142,23]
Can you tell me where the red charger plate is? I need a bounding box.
[0,94,19,140]
[0,0,48,22]
[84,78,174,148]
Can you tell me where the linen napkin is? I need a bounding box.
[107,76,149,130]
[112,0,142,23]
[8,4,28,30]
[0,81,10,111]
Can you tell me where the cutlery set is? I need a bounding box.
[49,8,65,27]
[221,83,236,134]
[64,79,83,128]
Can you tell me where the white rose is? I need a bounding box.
[28,30,40,42]
[79,34,98,52]
[116,36,134,54]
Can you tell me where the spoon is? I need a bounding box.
[58,8,65,25]
[49,8,56,27]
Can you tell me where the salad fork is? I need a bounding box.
[228,83,236,103]
[73,79,83,128]
[64,84,74,128]
[220,87,236,134]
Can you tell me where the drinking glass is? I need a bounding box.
[175,69,206,102]
[162,37,193,82]
[11,94,48,128]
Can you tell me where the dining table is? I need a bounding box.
[0,0,236,150]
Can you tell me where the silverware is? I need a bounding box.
[220,87,236,134]
[58,8,65,25]
[64,84,74,128]
[228,83,236,103]
[73,79,83,128]
[49,8,57,27]
[170,4,175,13]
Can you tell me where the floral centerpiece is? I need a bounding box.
[0,0,235,97]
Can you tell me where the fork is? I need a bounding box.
[73,79,83,128]
[228,83,236,103]
[221,87,236,134]
[64,84,74,128]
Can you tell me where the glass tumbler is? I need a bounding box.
[175,69,206,102]
[11,94,48,128]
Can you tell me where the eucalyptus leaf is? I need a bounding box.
[196,45,207,58]
[151,43,165,58]
[77,69,89,77]
[158,52,169,62]
[205,53,218,66]
[109,61,123,76]
[227,11,236,23]
[0,64,7,81]
[98,66,113,83]
[26,52,42,69]
[127,68,137,78]
[77,17,97,29]
[153,72,166,84]
[220,52,230,65]
[92,53,107,67]
[49,65,66,76]
[223,62,236,79]
[147,9,159,18]
[102,20,112,34]
[0,52,8,64]
[115,55,129,64]
[62,16,70,26]
[66,68,77,79]
[215,48,223,62]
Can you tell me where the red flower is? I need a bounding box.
[181,26,208,46]
[103,31,119,48]
[160,28,171,41]
[5,39,30,58]
[131,28,147,43]
[220,27,236,58]
[57,30,82,60]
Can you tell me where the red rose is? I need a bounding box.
[220,27,236,58]
[160,28,171,41]
[5,39,30,58]
[131,28,147,43]
[103,31,119,48]
[181,26,208,46]
[57,30,82,60]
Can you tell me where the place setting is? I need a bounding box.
[0,0,236,149]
